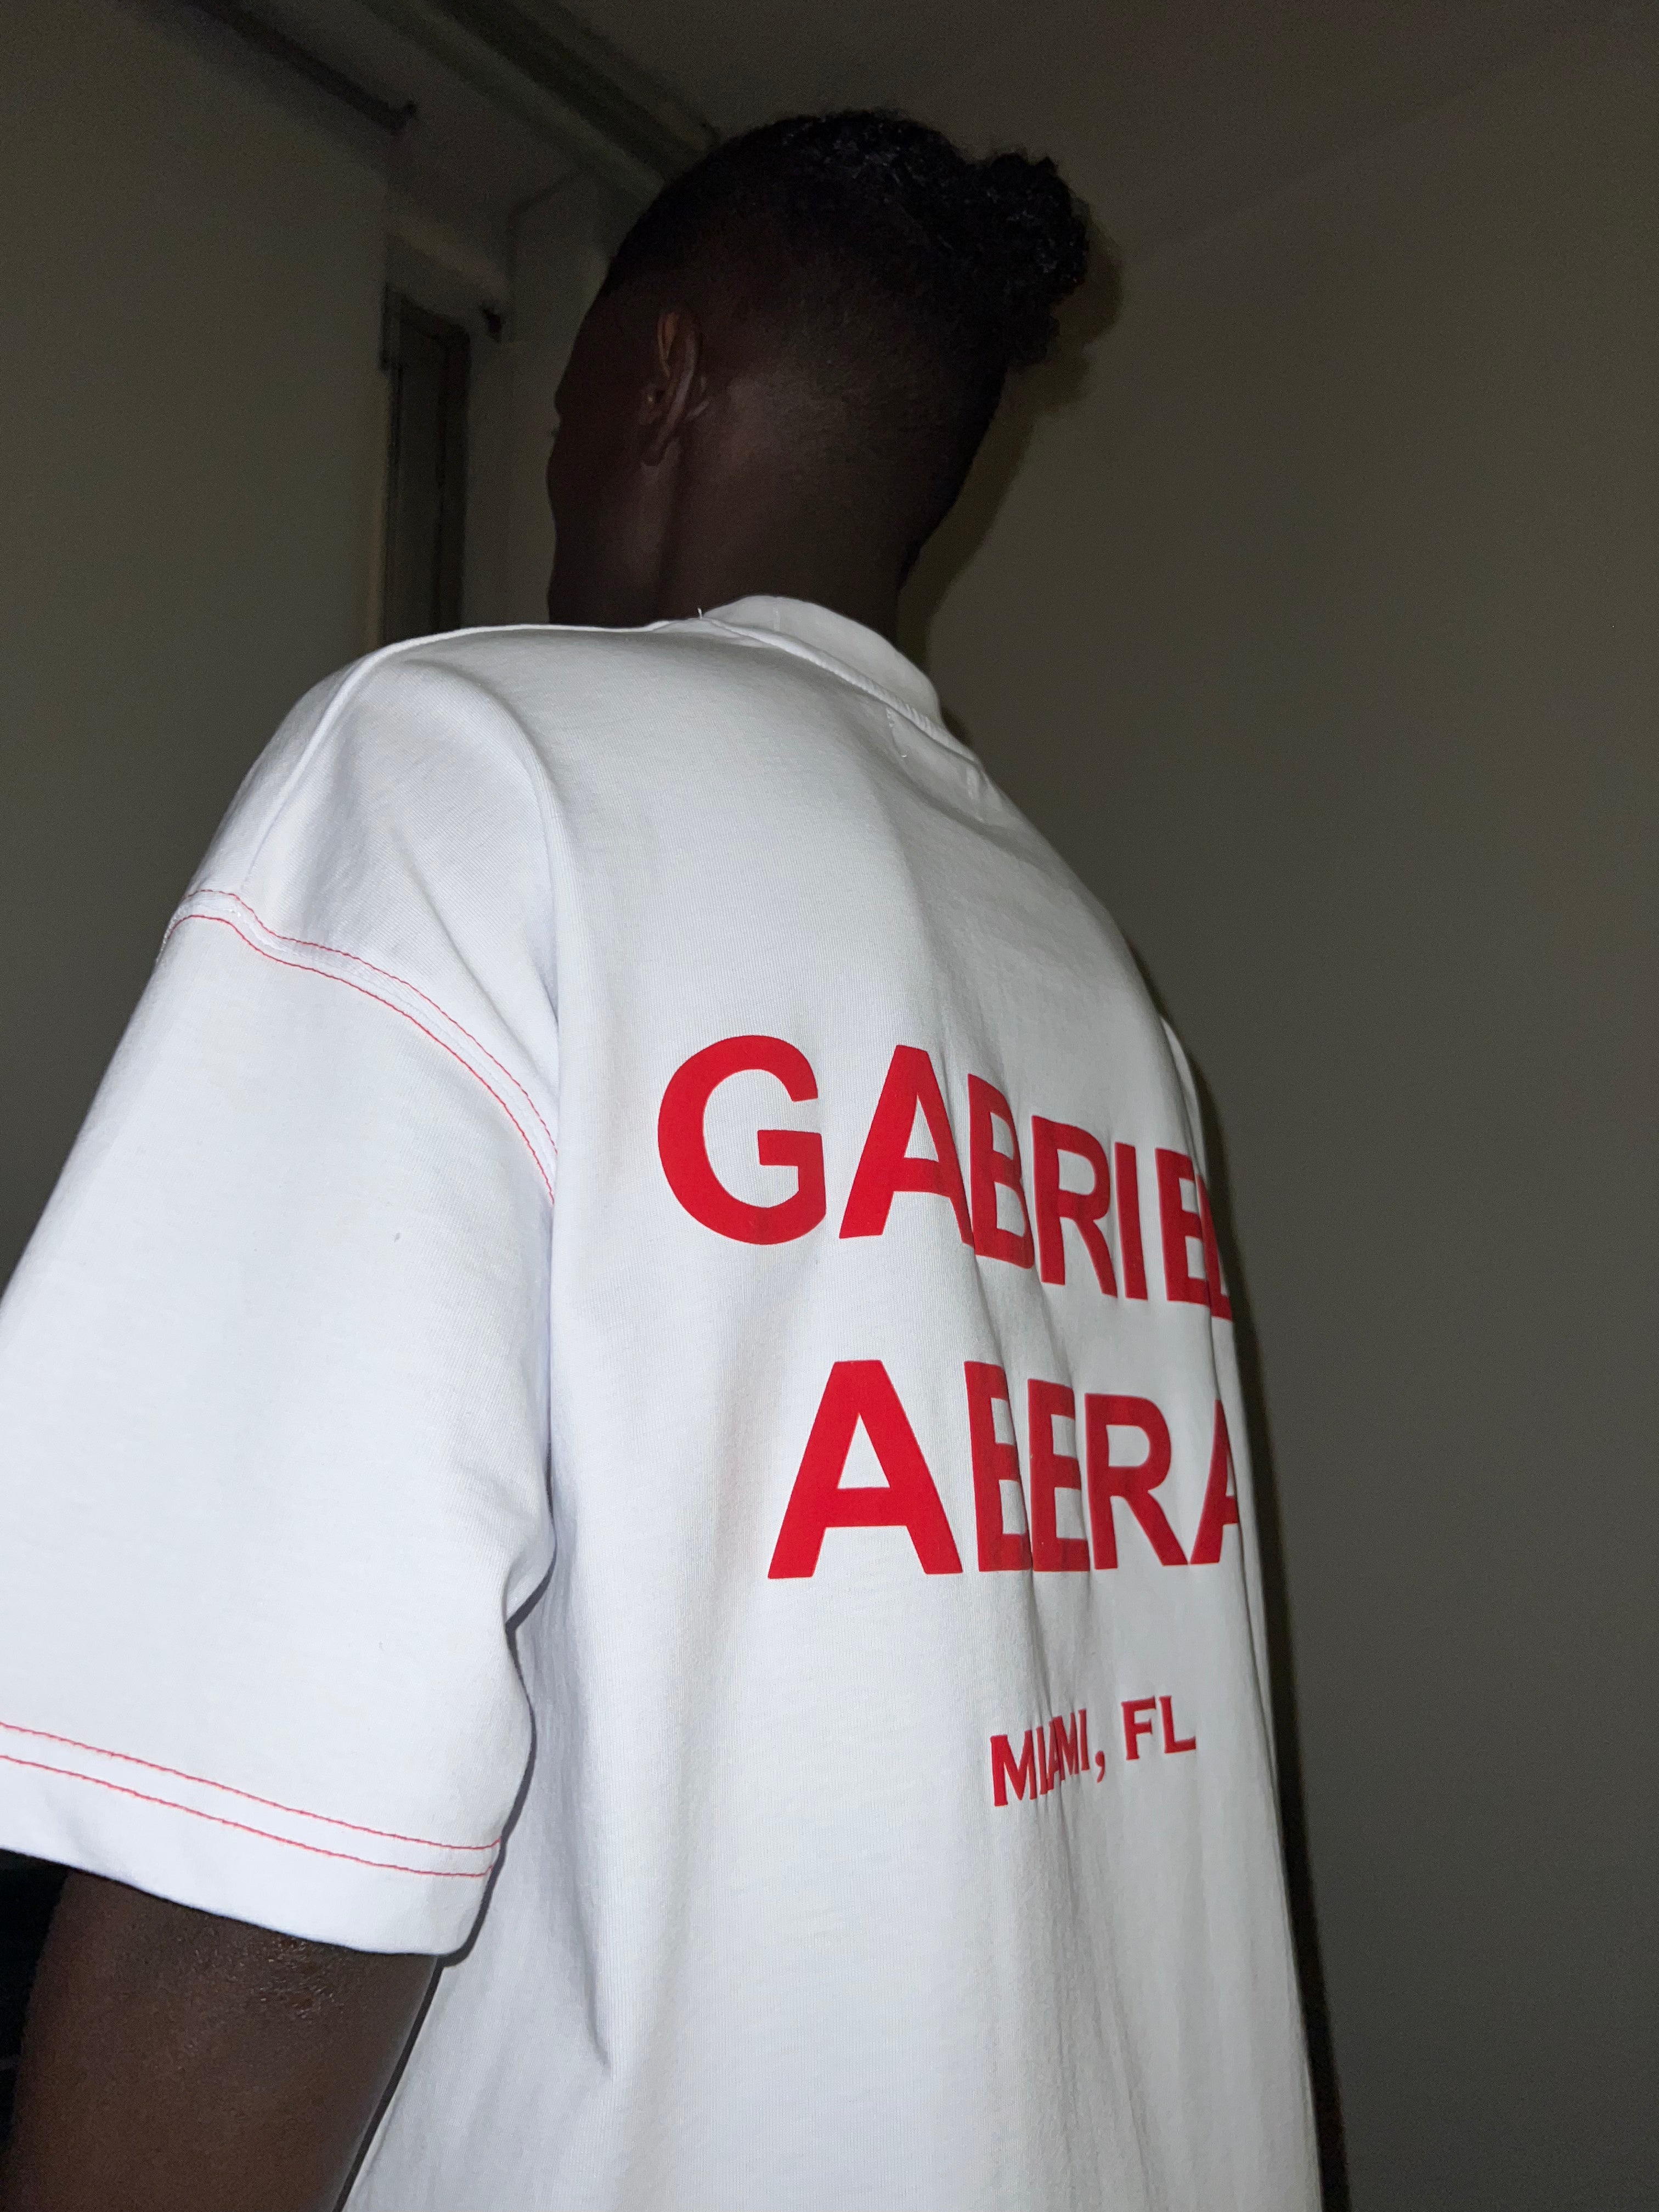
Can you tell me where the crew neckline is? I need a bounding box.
[698,596,943,731]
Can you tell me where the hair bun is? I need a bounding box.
[968,150,1093,368]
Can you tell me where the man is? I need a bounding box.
[0,112,1317,2210]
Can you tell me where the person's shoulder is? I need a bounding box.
[215,621,741,865]
[350,620,765,743]
[376,618,737,691]
[251,623,672,795]
[193,632,585,898]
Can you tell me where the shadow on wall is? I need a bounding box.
[898,219,1123,682]
[1173,1040,1351,2212]
[899,228,1352,2211]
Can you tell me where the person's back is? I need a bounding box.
[0,116,1316,2212]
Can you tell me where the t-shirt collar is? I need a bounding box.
[699,596,943,728]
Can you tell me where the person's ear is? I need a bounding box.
[640,308,708,468]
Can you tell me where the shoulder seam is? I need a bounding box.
[165,896,556,1207]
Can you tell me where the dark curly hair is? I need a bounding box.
[601,110,1098,554]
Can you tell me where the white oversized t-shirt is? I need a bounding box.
[0,599,1316,2209]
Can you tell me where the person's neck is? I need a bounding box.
[648,489,904,642]
[649,554,900,642]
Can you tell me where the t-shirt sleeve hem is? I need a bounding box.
[0,1730,493,1955]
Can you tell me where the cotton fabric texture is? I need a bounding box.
[0,600,1317,2209]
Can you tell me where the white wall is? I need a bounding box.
[1,0,389,1276]
[0,1,637,1274]
[906,18,1657,2208]
[500,172,639,623]
[380,206,518,634]
[382,178,636,632]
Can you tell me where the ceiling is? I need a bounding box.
[165,0,1630,265]
[146,0,579,277]
[552,0,1622,250]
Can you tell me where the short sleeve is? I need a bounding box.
[0,648,559,1954]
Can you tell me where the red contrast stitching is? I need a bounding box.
[0,1752,492,1880]
[171,915,555,1207]
[0,1719,497,1854]
[197,888,557,1159]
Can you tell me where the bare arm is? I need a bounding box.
[0,1872,435,2212]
